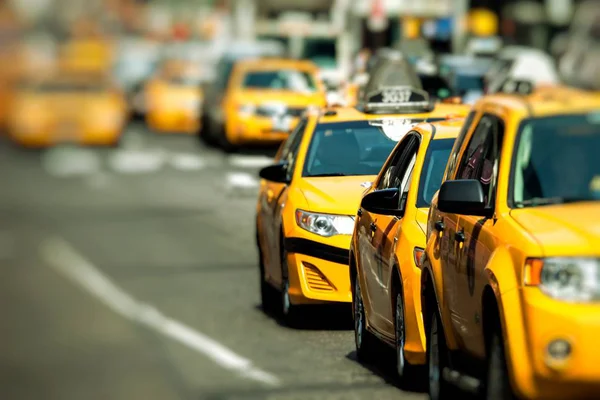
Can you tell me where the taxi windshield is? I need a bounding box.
[511,113,600,207]
[416,138,455,207]
[242,70,316,92]
[302,119,440,177]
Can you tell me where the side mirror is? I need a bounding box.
[438,179,489,217]
[259,163,290,184]
[360,188,405,217]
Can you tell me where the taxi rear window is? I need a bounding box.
[510,113,600,207]
[242,70,316,92]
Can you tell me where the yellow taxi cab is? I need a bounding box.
[7,72,128,148]
[350,117,465,387]
[255,84,469,327]
[145,59,204,134]
[421,84,600,399]
[208,58,326,152]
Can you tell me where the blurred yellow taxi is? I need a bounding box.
[145,59,204,134]
[7,72,128,148]
[210,58,326,152]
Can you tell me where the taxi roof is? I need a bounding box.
[414,119,464,141]
[316,103,470,124]
[477,86,600,118]
[235,58,318,72]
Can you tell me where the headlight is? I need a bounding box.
[238,104,256,116]
[295,209,355,237]
[524,257,600,302]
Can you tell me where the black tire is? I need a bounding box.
[199,116,218,147]
[485,331,515,400]
[353,272,378,362]
[217,127,238,153]
[394,289,424,388]
[280,249,300,327]
[427,309,460,400]
[256,228,277,314]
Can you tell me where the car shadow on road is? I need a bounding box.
[345,347,427,394]
[254,303,354,331]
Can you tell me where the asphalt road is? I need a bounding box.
[0,123,428,400]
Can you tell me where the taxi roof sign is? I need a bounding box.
[360,85,435,114]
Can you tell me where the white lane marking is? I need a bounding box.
[228,155,274,168]
[108,149,166,174]
[41,147,101,177]
[39,237,280,387]
[169,153,206,171]
[226,172,260,189]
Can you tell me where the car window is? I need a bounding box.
[511,112,600,207]
[444,111,476,181]
[280,117,309,180]
[376,134,419,190]
[456,114,504,208]
[417,138,455,207]
[302,120,403,178]
[242,70,316,92]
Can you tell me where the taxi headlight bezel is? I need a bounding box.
[295,209,355,238]
[524,257,600,302]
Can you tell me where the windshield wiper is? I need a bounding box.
[309,172,348,177]
[514,196,589,207]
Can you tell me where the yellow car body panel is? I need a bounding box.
[352,120,463,366]
[423,86,600,399]
[224,59,326,146]
[7,75,127,147]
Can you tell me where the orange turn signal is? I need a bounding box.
[524,258,544,286]
[414,247,425,268]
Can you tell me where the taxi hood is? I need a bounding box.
[300,176,376,216]
[235,90,325,107]
[509,202,600,256]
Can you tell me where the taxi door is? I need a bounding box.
[357,134,416,331]
[262,118,308,287]
[371,135,419,326]
[452,114,504,357]
[430,111,479,342]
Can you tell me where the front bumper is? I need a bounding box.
[284,237,352,305]
[147,108,200,133]
[516,288,600,399]
[226,115,299,145]
[8,125,123,147]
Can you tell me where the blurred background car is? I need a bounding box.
[7,71,127,148]
[205,57,326,151]
[199,39,286,146]
[144,57,206,134]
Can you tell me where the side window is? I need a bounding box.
[282,118,309,180]
[444,110,476,181]
[456,114,505,207]
[377,134,418,190]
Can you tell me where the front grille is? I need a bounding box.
[303,263,335,292]
[255,105,305,118]
[286,107,306,117]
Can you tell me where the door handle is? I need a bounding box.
[434,220,445,232]
[370,222,377,233]
[454,230,465,243]
[357,208,362,217]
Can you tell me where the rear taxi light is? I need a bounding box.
[524,258,544,286]
[414,247,425,268]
